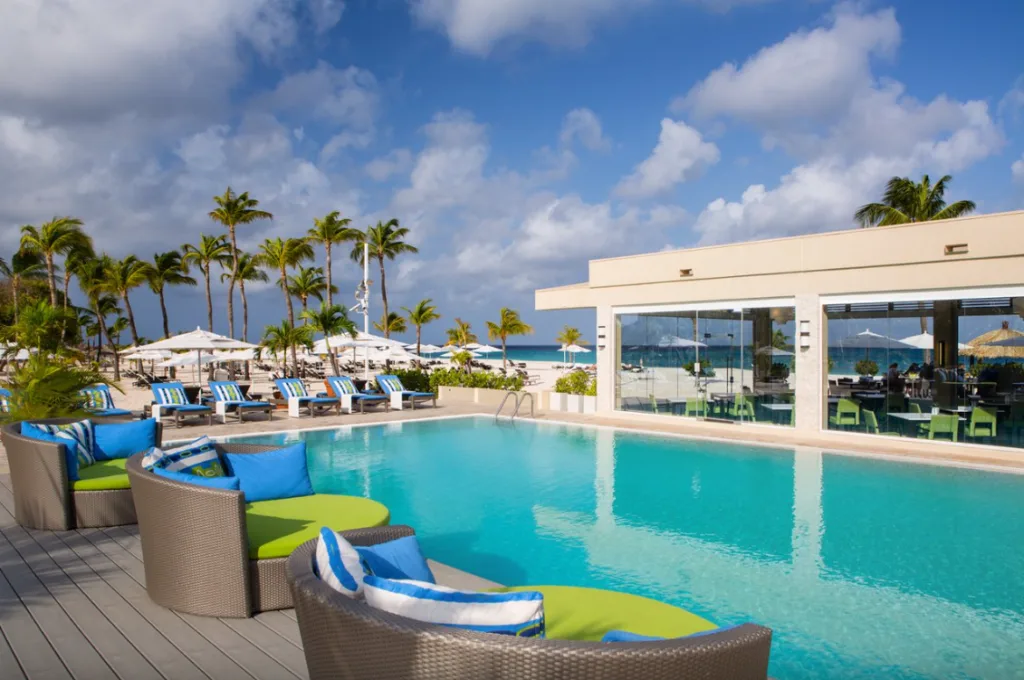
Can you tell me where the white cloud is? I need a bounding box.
[410,0,772,55]
[678,7,900,128]
[266,62,379,130]
[365,149,415,181]
[1013,156,1024,183]
[615,119,720,198]
[560,108,610,151]
[309,0,345,34]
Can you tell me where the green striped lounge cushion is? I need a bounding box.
[281,380,307,398]
[82,387,114,411]
[382,377,403,393]
[332,378,356,395]
[155,386,188,405]
[214,383,243,402]
[36,420,96,469]
[142,436,225,477]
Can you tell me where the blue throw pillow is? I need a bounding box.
[93,418,158,461]
[21,422,80,481]
[153,467,241,491]
[357,536,436,584]
[314,528,365,598]
[362,576,545,637]
[223,442,313,503]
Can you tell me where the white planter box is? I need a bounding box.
[549,393,567,412]
[581,395,597,414]
[564,394,583,413]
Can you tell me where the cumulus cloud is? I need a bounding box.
[366,149,415,181]
[410,0,772,54]
[615,119,720,198]
[560,108,611,151]
[265,62,379,130]
[1013,156,1024,183]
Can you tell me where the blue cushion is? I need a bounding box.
[223,443,313,503]
[21,422,80,481]
[27,421,95,476]
[357,536,436,584]
[314,528,365,598]
[362,576,545,637]
[93,419,158,461]
[143,436,226,477]
[153,467,241,491]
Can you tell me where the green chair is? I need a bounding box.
[885,393,906,413]
[728,396,756,422]
[927,414,959,442]
[829,398,861,429]
[966,407,997,440]
[684,397,708,418]
[909,402,922,414]
[862,410,899,436]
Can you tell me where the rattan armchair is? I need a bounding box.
[1,418,164,530]
[286,539,774,680]
[126,447,409,618]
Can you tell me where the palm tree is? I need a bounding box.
[446,317,477,374]
[106,255,153,346]
[373,312,407,336]
[77,256,122,372]
[486,307,534,371]
[149,250,197,339]
[19,217,89,306]
[855,175,975,227]
[855,174,976,342]
[230,252,268,343]
[8,300,76,354]
[258,237,314,327]
[61,241,95,319]
[0,250,46,323]
[555,325,585,347]
[308,211,357,307]
[301,303,358,376]
[287,265,331,317]
[182,234,231,332]
[403,298,441,356]
[350,220,418,336]
[209,187,273,338]
[261,320,312,378]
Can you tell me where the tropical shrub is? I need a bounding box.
[855,359,878,376]
[1,354,113,422]
[683,360,716,377]
[555,370,597,396]
[428,368,523,392]
[390,368,432,393]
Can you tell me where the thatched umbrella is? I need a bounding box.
[959,321,1024,359]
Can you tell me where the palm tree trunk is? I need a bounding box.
[326,338,340,376]
[378,257,389,337]
[61,272,72,342]
[325,243,333,307]
[240,279,250,380]
[502,337,507,371]
[204,267,214,332]
[12,278,19,324]
[159,287,170,338]
[227,225,237,338]
[122,293,140,345]
[416,326,421,357]
[282,266,295,326]
[46,253,57,306]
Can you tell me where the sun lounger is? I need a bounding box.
[376,374,436,410]
[80,384,134,420]
[209,381,273,423]
[274,378,340,418]
[0,388,10,415]
[151,382,213,427]
[325,376,389,413]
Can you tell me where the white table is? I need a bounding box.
[760,403,793,412]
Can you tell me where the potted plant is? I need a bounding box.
[855,359,878,379]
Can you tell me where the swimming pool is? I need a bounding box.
[226,416,1024,679]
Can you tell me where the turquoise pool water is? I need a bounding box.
[228,417,1024,679]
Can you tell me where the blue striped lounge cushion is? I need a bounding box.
[362,576,545,637]
[381,377,402,393]
[143,436,225,477]
[314,528,365,598]
[81,387,113,411]
[281,381,307,398]
[332,378,356,395]
[155,386,188,405]
[37,420,96,469]
[215,383,243,402]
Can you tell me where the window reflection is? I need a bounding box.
[615,306,796,427]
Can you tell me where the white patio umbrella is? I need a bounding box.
[215,349,257,362]
[899,332,969,351]
[441,350,481,359]
[418,344,445,354]
[157,353,219,368]
[473,344,501,354]
[755,346,795,357]
[134,327,257,396]
[831,329,916,350]
[122,349,172,361]
[560,342,593,366]
[656,335,707,349]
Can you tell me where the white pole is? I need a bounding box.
[363,241,370,383]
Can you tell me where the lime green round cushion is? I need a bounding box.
[71,458,130,491]
[499,586,716,642]
[245,494,390,560]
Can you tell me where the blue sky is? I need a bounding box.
[1,0,1022,345]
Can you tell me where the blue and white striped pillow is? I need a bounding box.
[314,528,365,598]
[143,436,225,477]
[214,383,243,402]
[331,378,356,395]
[362,576,545,637]
[281,381,307,398]
[37,421,96,468]
[155,386,187,405]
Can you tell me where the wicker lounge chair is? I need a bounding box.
[1,418,164,530]
[287,539,772,680]
[274,378,341,418]
[80,384,134,421]
[376,374,437,410]
[325,376,390,413]
[126,446,399,617]
[209,380,274,423]
[150,381,213,427]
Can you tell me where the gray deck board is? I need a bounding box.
[0,563,72,680]
[0,622,28,680]
[253,611,304,647]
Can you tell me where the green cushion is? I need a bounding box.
[71,458,130,491]
[245,494,390,560]
[498,586,716,642]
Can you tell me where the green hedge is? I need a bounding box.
[385,368,523,393]
[554,370,597,396]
